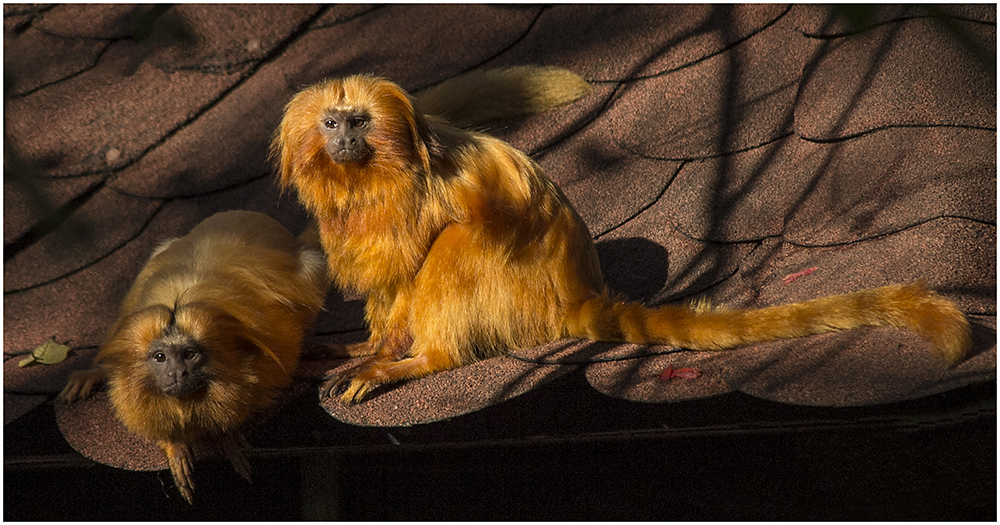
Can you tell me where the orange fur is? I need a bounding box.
[59,211,328,503]
[415,65,593,128]
[563,282,972,363]
[273,72,972,405]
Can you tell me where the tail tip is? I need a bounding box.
[910,283,974,367]
[929,321,973,367]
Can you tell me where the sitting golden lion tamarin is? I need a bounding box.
[273,66,972,405]
[59,211,328,503]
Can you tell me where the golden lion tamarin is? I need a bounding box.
[273,67,972,405]
[59,211,328,503]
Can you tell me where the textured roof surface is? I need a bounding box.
[4,4,995,474]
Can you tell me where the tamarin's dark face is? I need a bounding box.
[275,75,433,194]
[147,327,207,397]
[320,109,371,163]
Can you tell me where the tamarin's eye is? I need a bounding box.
[324,119,338,129]
[152,352,167,363]
[350,117,367,128]
[183,349,198,360]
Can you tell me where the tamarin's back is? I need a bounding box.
[121,211,327,326]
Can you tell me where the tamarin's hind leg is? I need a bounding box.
[322,340,379,358]
[323,303,413,359]
[219,432,251,483]
[325,327,418,402]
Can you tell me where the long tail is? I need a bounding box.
[415,65,592,128]
[563,281,972,366]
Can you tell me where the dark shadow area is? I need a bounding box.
[5,379,995,520]
[595,236,670,303]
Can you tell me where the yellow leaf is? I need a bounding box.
[17,356,36,367]
[30,337,70,365]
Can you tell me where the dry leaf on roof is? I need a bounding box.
[18,337,71,367]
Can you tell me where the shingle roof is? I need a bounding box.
[5,3,995,476]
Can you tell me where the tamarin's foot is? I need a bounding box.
[219,432,252,483]
[323,358,378,405]
[324,350,461,405]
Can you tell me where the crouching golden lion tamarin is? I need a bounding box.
[273,66,972,406]
[59,210,328,503]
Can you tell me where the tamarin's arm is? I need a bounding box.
[160,440,195,504]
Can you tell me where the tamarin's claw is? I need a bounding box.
[340,379,375,405]
[322,374,349,400]
[322,366,359,400]
[322,356,382,404]
[322,370,375,405]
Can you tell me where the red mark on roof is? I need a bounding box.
[782,266,819,284]
[659,365,701,381]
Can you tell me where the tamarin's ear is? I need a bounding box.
[271,90,327,191]
[271,126,293,190]
[384,83,438,175]
[409,110,435,176]
[271,106,299,191]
